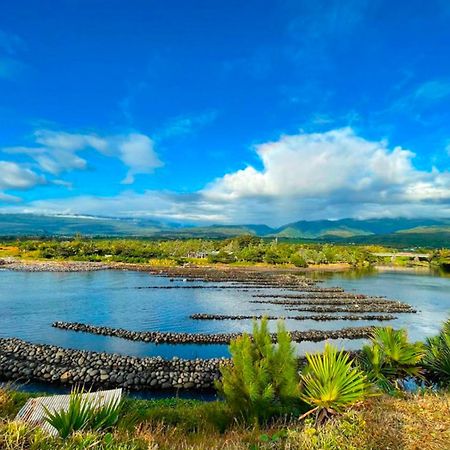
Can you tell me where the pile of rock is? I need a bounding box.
[190,313,395,322]
[0,338,224,390]
[2,259,112,272]
[52,321,375,344]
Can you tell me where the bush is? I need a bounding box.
[215,318,300,423]
[290,253,308,268]
[360,327,424,393]
[300,343,371,424]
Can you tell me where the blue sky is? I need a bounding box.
[0,0,449,225]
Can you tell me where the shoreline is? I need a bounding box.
[0,257,436,275]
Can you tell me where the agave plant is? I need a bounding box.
[423,319,450,386]
[43,388,92,438]
[300,343,370,424]
[43,387,123,438]
[360,327,425,393]
[88,396,123,431]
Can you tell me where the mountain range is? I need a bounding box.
[0,214,449,247]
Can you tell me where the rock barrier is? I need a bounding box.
[52,321,375,344]
[0,338,222,390]
[252,293,385,299]
[190,313,395,321]
[285,304,416,313]
[250,298,409,307]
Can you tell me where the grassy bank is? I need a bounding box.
[1,388,449,449]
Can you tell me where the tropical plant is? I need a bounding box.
[423,319,450,385]
[215,318,300,423]
[43,388,92,438]
[88,396,123,431]
[300,343,370,424]
[360,327,425,393]
[43,388,123,438]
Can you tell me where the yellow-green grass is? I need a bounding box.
[1,388,449,450]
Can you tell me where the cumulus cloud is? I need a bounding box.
[4,129,162,182]
[201,128,449,222]
[3,128,449,224]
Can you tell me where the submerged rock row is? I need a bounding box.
[285,304,416,313]
[252,293,386,299]
[145,268,319,286]
[250,298,409,306]
[0,338,223,390]
[52,321,375,344]
[189,313,395,321]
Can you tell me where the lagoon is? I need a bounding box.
[0,268,448,359]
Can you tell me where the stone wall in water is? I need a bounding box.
[0,338,224,390]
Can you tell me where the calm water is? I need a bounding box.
[0,269,449,359]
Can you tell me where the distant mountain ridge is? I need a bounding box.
[0,214,449,246]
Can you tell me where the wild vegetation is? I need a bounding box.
[1,235,448,270]
[1,319,449,449]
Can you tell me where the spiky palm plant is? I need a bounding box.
[300,343,370,424]
[423,319,450,386]
[360,327,424,393]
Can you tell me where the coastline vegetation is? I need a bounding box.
[0,235,448,270]
[1,319,449,449]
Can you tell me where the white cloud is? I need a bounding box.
[0,161,45,202]
[0,161,44,190]
[3,130,162,181]
[2,128,449,224]
[116,134,162,184]
[205,129,417,198]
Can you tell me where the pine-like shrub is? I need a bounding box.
[215,318,300,423]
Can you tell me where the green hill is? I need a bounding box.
[0,214,448,247]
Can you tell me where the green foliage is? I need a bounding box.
[43,388,123,438]
[215,318,301,423]
[290,253,308,267]
[7,237,389,267]
[300,344,370,424]
[423,319,450,385]
[360,327,425,393]
[86,396,122,431]
[43,389,92,438]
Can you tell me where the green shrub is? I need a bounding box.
[300,343,370,424]
[215,318,300,423]
[360,327,424,393]
[290,253,308,267]
[423,319,450,386]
